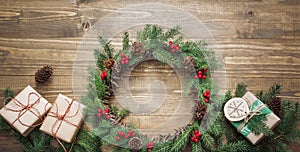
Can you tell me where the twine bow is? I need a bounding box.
[237,99,267,133]
[47,98,81,152]
[3,92,48,128]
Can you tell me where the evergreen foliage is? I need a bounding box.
[0,25,299,152]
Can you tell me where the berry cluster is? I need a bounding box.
[116,130,136,141]
[146,142,154,152]
[101,70,108,80]
[194,68,208,79]
[121,54,129,65]
[203,90,210,103]
[169,41,180,53]
[97,108,110,119]
[190,130,202,143]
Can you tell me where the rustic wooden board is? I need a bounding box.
[0,0,299,151]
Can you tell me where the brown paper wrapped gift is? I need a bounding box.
[40,94,85,143]
[0,85,52,136]
[230,91,281,145]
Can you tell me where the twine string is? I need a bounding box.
[3,92,49,128]
[47,98,81,152]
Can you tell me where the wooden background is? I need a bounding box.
[0,0,299,151]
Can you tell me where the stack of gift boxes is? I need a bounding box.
[0,85,85,144]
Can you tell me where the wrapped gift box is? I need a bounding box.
[40,94,85,143]
[0,85,52,136]
[231,91,281,145]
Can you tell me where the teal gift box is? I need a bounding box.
[230,92,281,145]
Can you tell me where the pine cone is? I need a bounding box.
[128,137,143,151]
[104,59,116,69]
[35,65,53,84]
[268,97,281,116]
[193,103,207,122]
[130,42,145,55]
[103,85,113,104]
[182,56,195,71]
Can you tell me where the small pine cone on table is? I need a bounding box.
[130,41,145,55]
[35,65,53,84]
[268,97,282,117]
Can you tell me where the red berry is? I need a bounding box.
[169,41,173,45]
[194,138,199,143]
[203,75,207,79]
[106,115,110,119]
[129,130,134,134]
[203,68,208,72]
[125,56,129,59]
[205,98,209,103]
[97,113,102,117]
[198,75,203,79]
[125,135,130,139]
[104,108,109,113]
[171,49,175,53]
[148,149,152,152]
[121,57,125,61]
[98,109,102,113]
[196,133,201,138]
[125,59,129,64]
[121,61,125,64]
[203,92,207,97]
[175,45,180,50]
[116,136,120,141]
[191,137,195,141]
[121,54,125,57]
[206,94,210,98]
[120,132,125,136]
[198,71,202,75]
[205,90,210,94]
[194,75,199,79]
[194,130,199,134]
[117,131,121,135]
[131,133,135,137]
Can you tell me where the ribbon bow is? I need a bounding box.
[3,92,47,128]
[47,98,81,152]
[237,99,267,133]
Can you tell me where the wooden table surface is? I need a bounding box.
[0,0,299,151]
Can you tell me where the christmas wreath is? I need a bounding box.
[0,25,299,152]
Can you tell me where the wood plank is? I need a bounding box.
[0,0,299,151]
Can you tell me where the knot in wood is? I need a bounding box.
[81,21,90,32]
[244,7,256,20]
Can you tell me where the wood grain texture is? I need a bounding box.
[0,0,299,151]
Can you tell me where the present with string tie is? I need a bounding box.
[224,91,281,145]
[0,85,52,136]
[40,94,85,145]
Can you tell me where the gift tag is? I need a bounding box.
[224,98,249,122]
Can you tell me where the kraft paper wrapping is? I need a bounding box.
[0,85,52,136]
[40,94,85,143]
[231,91,281,145]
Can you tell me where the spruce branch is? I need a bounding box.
[235,83,247,97]
[3,87,14,99]
[169,126,192,152]
[247,115,273,136]
[192,142,203,152]
[160,26,181,41]
[122,32,130,51]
